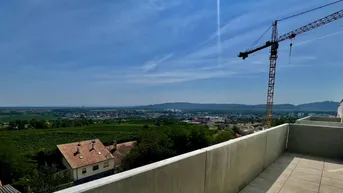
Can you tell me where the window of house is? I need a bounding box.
[93,165,99,171]
[82,168,87,174]
[104,161,109,168]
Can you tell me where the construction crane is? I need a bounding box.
[238,7,343,128]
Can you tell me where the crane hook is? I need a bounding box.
[289,39,293,65]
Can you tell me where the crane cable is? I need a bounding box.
[289,40,293,65]
[278,0,343,22]
[248,24,272,50]
[247,0,343,54]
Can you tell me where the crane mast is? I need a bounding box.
[238,9,343,128]
[266,21,278,129]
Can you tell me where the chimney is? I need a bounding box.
[110,140,117,153]
[74,146,80,156]
[113,140,117,151]
[90,141,95,151]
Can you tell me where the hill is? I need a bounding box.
[295,101,339,111]
[134,101,339,112]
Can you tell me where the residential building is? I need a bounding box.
[57,139,115,185]
[106,141,136,168]
[56,116,343,193]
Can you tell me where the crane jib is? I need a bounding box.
[238,9,343,59]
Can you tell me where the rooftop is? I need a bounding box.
[106,141,136,166]
[0,184,21,193]
[56,117,343,193]
[57,139,114,169]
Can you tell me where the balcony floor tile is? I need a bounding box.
[239,153,343,193]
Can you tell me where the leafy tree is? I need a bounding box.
[34,149,63,168]
[21,165,70,193]
[271,117,296,126]
[0,140,36,187]
[0,143,17,184]
[121,130,175,170]
[187,127,212,151]
[213,130,235,144]
[232,125,241,135]
[9,121,17,129]
[52,119,62,128]
[88,119,94,125]
[166,127,189,154]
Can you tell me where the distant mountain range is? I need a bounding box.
[134,101,339,112]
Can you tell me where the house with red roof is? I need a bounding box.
[57,139,115,185]
[106,141,136,168]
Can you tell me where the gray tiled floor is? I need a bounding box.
[240,152,343,193]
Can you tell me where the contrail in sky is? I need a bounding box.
[217,0,221,66]
[278,30,343,53]
[296,30,343,46]
[141,53,173,72]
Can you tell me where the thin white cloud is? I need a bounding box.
[148,0,182,11]
[141,53,174,72]
[295,30,343,47]
[127,70,238,85]
[93,0,342,86]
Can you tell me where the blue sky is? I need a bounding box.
[0,0,343,106]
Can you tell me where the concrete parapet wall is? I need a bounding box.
[55,149,207,193]
[296,120,343,127]
[204,124,288,193]
[307,116,341,122]
[288,124,343,158]
[296,116,343,127]
[55,124,289,193]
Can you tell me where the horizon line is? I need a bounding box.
[0,100,339,108]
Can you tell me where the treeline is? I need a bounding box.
[6,118,95,130]
[120,117,297,171]
[271,117,297,126]
[120,124,236,171]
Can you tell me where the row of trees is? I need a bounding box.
[7,118,95,130]
[271,117,297,126]
[120,125,236,171]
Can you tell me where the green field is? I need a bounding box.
[0,114,57,123]
[0,123,144,154]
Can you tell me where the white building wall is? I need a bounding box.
[75,159,115,180]
[62,157,115,181]
[62,158,76,180]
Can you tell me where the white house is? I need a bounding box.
[338,99,343,123]
[57,139,115,185]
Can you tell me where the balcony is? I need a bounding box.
[55,117,343,193]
